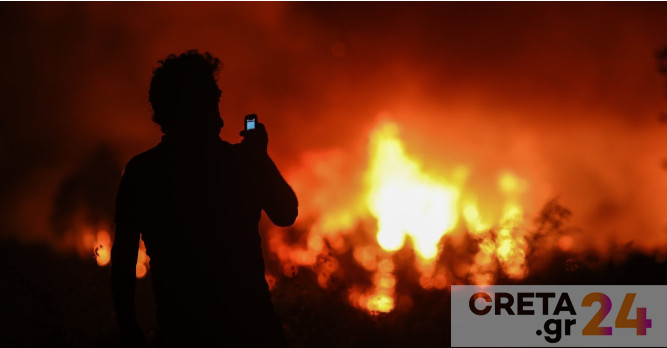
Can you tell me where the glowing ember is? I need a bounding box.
[265,273,277,291]
[94,230,111,267]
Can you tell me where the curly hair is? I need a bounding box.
[149,50,222,134]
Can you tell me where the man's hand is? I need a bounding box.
[240,121,269,156]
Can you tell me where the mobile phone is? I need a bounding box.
[245,114,257,132]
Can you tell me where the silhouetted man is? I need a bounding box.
[111,50,298,348]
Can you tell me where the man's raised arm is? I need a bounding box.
[259,155,298,227]
[240,122,298,227]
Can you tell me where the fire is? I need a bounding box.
[90,228,150,279]
[135,238,150,279]
[93,230,112,267]
[272,119,537,314]
[366,123,459,259]
[352,122,460,312]
[349,256,396,314]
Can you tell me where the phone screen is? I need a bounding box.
[246,118,256,130]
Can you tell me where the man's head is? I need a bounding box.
[149,50,223,136]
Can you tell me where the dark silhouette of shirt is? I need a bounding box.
[111,133,297,347]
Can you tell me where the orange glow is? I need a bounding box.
[558,235,574,251]
[269,120,542,314]
[348,256,396,314]
[265,273,277,291]
[94,230,111,267]
[89,227,150,279]
[136,238,150,279]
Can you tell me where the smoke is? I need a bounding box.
[0,3,666,258]
[50,145,121,237]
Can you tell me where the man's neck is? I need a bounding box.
[161,132,222,147]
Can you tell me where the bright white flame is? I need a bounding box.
[366,122,459,259]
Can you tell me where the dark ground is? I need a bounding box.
[0,239,665,348]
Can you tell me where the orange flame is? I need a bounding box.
[366,123,460,258]
[270,120,537,314]
[90,228,150,279]
[93,230,111,267]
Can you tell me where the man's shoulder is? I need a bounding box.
[123,145,165,174]
[123,139,241,171]
[225,140,241,152]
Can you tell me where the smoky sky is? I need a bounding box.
[0,3,666,253]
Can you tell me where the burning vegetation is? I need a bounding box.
[263,119,579,315]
